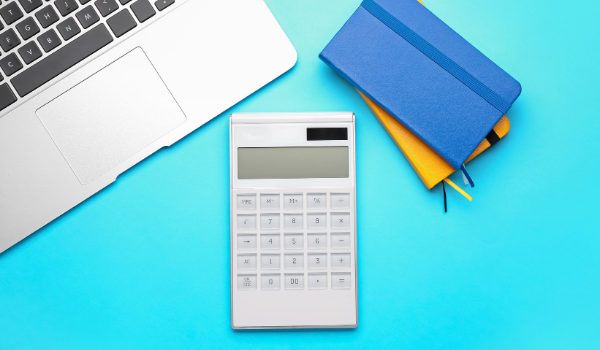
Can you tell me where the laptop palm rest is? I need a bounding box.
[36,47,186,185]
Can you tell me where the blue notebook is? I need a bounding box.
[319,0,521,169]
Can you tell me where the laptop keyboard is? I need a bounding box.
[0,0,174,112]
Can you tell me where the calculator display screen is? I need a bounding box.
[238,147,349,179]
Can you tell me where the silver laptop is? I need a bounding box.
[0,0,297,253]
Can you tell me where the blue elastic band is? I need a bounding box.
[460,165,475,188]
[361,0,510,114]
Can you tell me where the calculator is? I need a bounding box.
[229,112,358,329]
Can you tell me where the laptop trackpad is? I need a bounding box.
[37,48,186,185]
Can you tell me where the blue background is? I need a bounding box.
[1,0,599,348]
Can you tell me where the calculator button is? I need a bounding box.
[331,213,350,229]
[260,213,280,230]
[260,194,280,210]
[284,193,303,210]
[237,194,256,210]
[331,272,351,290]
[307,233,327,250]
[261,274,280,290]
[237,234,256,250]
[284,253,304,269]
[284,233,303,250]
[308,273,327,290]
[307,213,327,229]
[260,234,280,250]
[331,193,350,209]
[331,233,350,250]
[261,254,280,270]
[307,253,327,270]
[237,214,256,230]
[284,213,303,230]
[331,253,351,269]
[307,193,326,209]
[238,274,257,291]
[284,273,304,290]
[237,254,257,270]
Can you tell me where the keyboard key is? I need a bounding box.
[94,0,118,17]
[331,193,350,209]
[18,0,43,13]
[35,5,59,28]
[237,214,256,230]
[18,41,42,64]
[260,194,280,210]
[307,213,326,229]
[284,233,303,250]
[237,234,256,251]
[237,194,256,210]
[130,0,154,23]
[283,213,303,230]
[260,234,280,250]
[0,29,21,52]
[330,213,350,229]
[307,253,326,270]
[330,232,350,250]
[106,8,136,38]
[54,0,79,16]
[260,254,280,270]
[79,0,91,4]
[0,22,4,32]
[0,2,24,25]
[75,5,99,29]
[331,272,351,290]
[56,17,80,40]
[154,0,173,11]
[118,0,131,4]
[12,24,113,97]
[0,83,17,111]
[308,273,327,290]
[37,28,61,52]
[284,273,303,290]
[0,53,23,76]
[260,213,279,230]
[261,274,280,290]
[15,17,40,40]
[307,233,326,250]
[284,253,303,269]
[237,254,257,270]
[331,253,351,269]
[307,193,326,209]
[237,274,256,291]
[284,193,303,210]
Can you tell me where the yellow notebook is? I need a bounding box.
[359,90,510,190]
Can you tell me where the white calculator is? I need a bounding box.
[229,112,358,329]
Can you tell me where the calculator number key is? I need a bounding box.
[331,213,350,229]
[238,274,257,291]
[307,233,327,250]
[284,233,303,250]
[237,214,256,230]
[331,253,351,269]
[260,194,280,210]
[307,253,327,270]
[331,272,351,290]
[331,193,350,209]
[284,253,304,269]
[237,234,256,251]
[307,213,327,229]
[284,213,303,230]
[237,254,257,270]
[261,274,280,290]
[260,234,280,250]
[308,273,327,290]
[237,194,256,210]
[284,193,303,210]
[331,233,350,250]
[307,193,326,209]
[261,254,280,270]
[260,213,280,230]
[284,273,304,290]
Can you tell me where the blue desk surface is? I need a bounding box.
[1,0,599,348]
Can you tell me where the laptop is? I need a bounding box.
[0,0,297,253]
